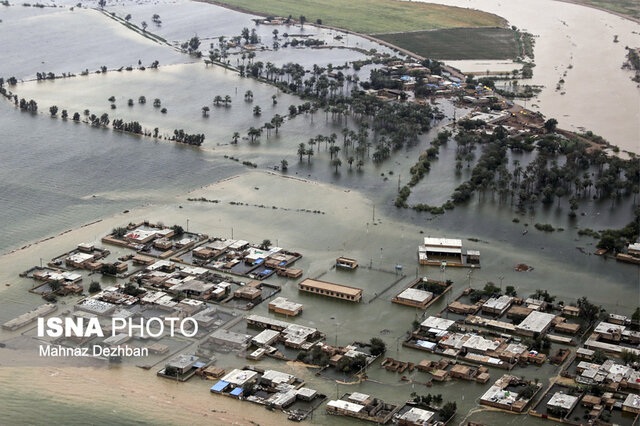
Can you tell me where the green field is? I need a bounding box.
[375,27,521,60]
[207,0,506,34]
[571,0,639,20]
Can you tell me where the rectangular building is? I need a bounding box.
[516,311,556,336]
[298,278,362,302]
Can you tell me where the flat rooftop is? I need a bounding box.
[424,237,462,248]
[298,278,362,297]
[547,392,578,410]
[420,316,455,331]
[397,288,433,303]
[516,311,556,334]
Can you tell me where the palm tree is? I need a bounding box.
[305,148,314,164]
[271,114,284,134]
[356,159,364,171]
[231,132,240,144]
[244,90,253,101]
[253,105,262,116]
[224,95,232,106]
[213,95,223,106]
[263,122,274,137]
[331,158,342,173]
[202,106,210,117]
[280,159,288,171]
[248,127,261,142]
[347,156,355,170]
[297,143,306,162]
[329,145,341,159]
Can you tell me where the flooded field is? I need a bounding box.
[415,0,640,153]
[0,5,191,80]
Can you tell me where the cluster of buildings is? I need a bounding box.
[531,382,640,424]
[405,315,548,368]
[584,318,640,357]
[101,222,303,282]
[209,367,325,420]
[326,392,401,424]
[326,392,450,425]
[184,238,302,280]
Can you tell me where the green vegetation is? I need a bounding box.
[369,337,386,356]
[209,0,505,34]
[376,28,520,60]
[439,401,457,421]
[296,345,330,366]
[336,353,368,373]
[534,223,555,232]
[410,392,443,408]
[569,0,639,20]
[519,384,539,399]
[595,209,640,253]
[88,281,102,293]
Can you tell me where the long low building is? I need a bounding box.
[298,278,363,302]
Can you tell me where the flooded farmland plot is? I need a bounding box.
[0,5,191,80]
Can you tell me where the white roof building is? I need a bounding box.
[397,288,433,304]
[327,400,364,413]
[397,407,435,424]
[424,237,462,248]
[547,392,578,411]
[516,311,556,334]
[420,316,455,331]
[221,369,258,387]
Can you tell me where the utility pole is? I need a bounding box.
[499,275,504,291]
[372,204,375,221]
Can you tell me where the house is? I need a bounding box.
[268,297,303,316]
[395,407,435,425]
[547,392,579,415]
[165,354,197,375]
[628,243,640,256]
[482,296,514,316]
[562,305,580,317]
[336,257,358,269]
[393,288,433,309]
[516,311,556,336]
[623,393,640,414]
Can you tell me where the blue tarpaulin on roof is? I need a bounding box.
[210,381,229,392]
[230,387,243,396]
[193,361,206,369]
[253,258,264,265]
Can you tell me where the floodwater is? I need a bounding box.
[0,1,638,425]
[0,172,636,425]
[0,6,191,80]
[414,0,640,153]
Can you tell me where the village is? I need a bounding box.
[2,220,638,425]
